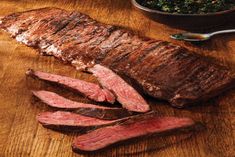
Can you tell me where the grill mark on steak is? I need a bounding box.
[125,41,168,70]
[1,8,235,107]
[108,41,155,74]
[87,26,117,47]
[169,58,234,106]
[71,28,126,69]
[79,26,118,62]
[26,69,116,104]
[2,8,63,38]
[49,22,106,61]
[59,25,100,60]
[131,43,176,74]
[38,13,84,54]
[101,35,145,69]
[17,10,72,47]
[48,14,94,43]
[100,32,137,63]
[88,64,150,112]
[59,24,116,63]
[153,48,199,79]
[0,13,21,29]
[0,8,54,32]
[0,8,61,29]
[118,45,180,99]
[72,113,196,152]
[109,40,156,74]
[40,16,94,57]
[127,47,206,100]
[91,29,127,62]
[10,9,67,46]
[33,90,133,120]
[51,12,80,35]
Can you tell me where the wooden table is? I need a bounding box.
[0,0,234,157]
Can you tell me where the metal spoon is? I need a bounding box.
[171,29,235,42]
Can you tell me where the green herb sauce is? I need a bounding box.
[141,0,235,14]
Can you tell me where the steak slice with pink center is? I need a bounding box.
[26,69,115,104]
[33,90,133,120]
[37,111,127,132]
[72,114,196,152]
[89,64,150,112]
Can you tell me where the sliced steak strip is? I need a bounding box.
[88,64,150,113]
[37,111,129,132]
[26,69,115,104]
[33,90,133,120]
[72,114,195,152]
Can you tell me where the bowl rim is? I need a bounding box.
[132,0,235,17]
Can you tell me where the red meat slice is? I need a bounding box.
[89,64,150,112]
[26,69,115,104]
[72,114,195,152]
[33,90,133,120]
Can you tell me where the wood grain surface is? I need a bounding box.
[0,0,234,157]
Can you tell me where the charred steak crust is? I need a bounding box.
[1,7,235,107]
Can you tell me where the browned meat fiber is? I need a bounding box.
[37,111,129,132]
[72,113,196,152]
[26,69,115,104]
[1,7,235,107]
[33,90,133,120]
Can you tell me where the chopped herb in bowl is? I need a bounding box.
[140,0,235,14]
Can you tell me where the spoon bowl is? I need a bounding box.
[171,33,210,42]
[171,29,235,42]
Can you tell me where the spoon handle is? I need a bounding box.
[210,29,235,36]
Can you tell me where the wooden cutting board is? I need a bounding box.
[0,0,234,157]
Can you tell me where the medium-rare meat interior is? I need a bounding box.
[72,113,196,152]
[27,69,150,112]
[88,64,150,112]
[26,69,116,104]
[37,111,129,132]
[26,65,199,153]
[33,90,134,120]
[1,7,234,107]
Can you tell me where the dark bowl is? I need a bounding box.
[131,0,235,30]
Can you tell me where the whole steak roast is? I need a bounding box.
[0,7,234,107]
